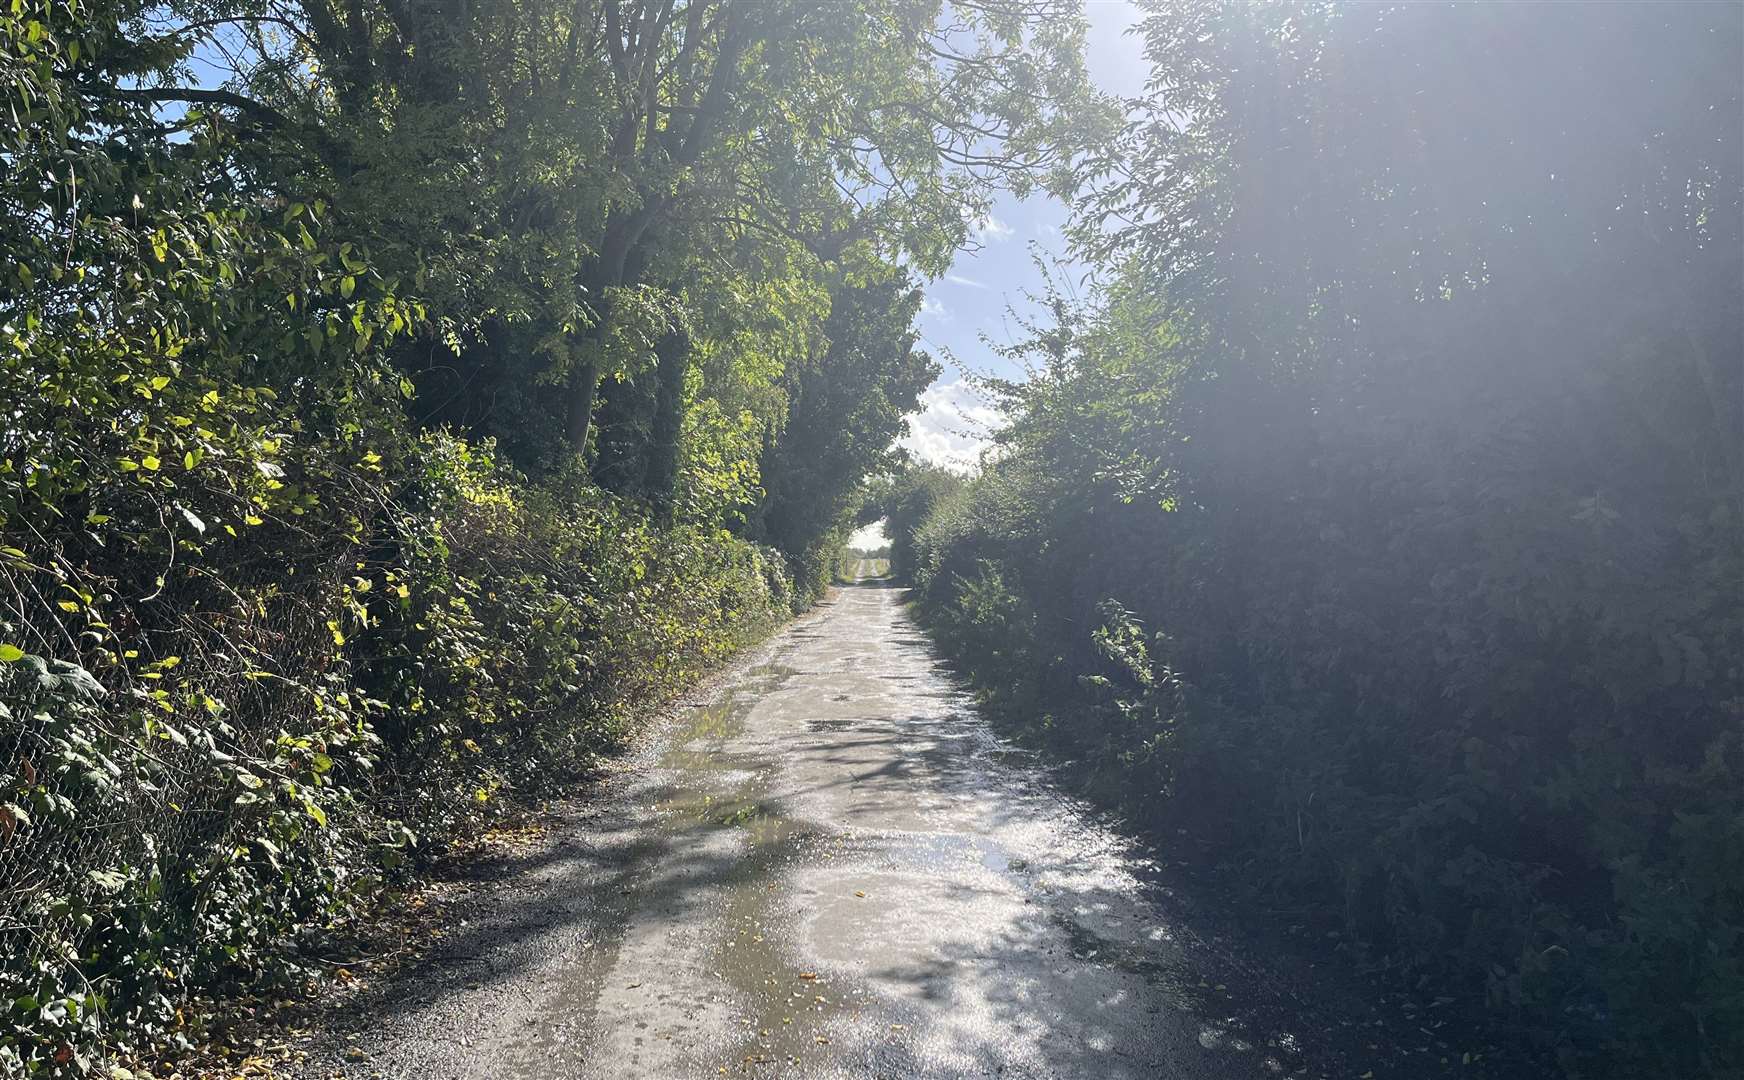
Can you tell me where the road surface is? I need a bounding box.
[302,575,1448,1079]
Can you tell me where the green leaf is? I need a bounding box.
[0,645,24,662]
[88,868,128,891]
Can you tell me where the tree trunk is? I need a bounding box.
[565,203,662,456]
[564,353,603,454]
[645,324,690,519]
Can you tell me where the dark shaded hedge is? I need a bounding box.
[892,4,1742,1077]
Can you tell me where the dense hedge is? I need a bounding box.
[0,366,792,1074]
[887,4,1743,1078]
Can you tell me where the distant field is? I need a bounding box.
[838,555,890,580]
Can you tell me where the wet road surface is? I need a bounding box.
[308,576,1442,1079]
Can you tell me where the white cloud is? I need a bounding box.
[900,379,1005,470]
[971,212,1015,242]
[944,273,988,289]
[962,206,1015,243]
[920,295,948,319]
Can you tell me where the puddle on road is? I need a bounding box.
[654,662,806,848]
[643,658,879,1074]
[707,841,882,1074]
[509,661,827,1075]
[804,717,860,733]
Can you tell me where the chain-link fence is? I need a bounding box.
[1,534,367,1073]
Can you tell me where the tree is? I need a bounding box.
[749,264,937,592]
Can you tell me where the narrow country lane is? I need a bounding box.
[300,576,1443,1079]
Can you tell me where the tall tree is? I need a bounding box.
[750,265,937,587]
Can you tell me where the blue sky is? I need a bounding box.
[899,0,1149,470]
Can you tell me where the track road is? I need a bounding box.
[303,575,1445,1079]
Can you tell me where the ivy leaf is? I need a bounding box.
[88,869,128,892]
